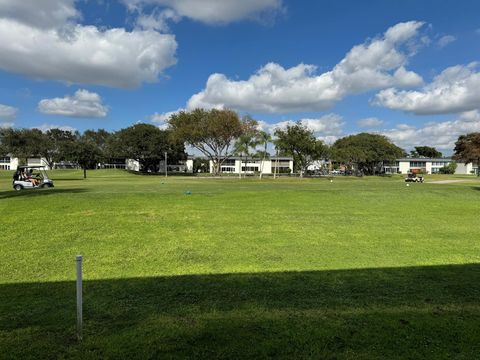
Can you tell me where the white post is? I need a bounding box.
[76,255,83,341]
[164,152,168,177]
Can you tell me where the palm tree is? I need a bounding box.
[234,134,259,178]
[256,131,271,179]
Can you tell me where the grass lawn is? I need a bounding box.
[1,170,479,359]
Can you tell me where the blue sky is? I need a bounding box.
[1,0,480,153]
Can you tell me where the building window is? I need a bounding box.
[0,157,11,164]
[0,164,10,170]
[410,161,426,168]
[221,166,235,173]
[223,159,236,166]
[241,166,259,172]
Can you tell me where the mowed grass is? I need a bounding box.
[0,170,480,359]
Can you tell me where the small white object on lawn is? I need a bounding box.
[406,184,410,187]
[330,179,333,183]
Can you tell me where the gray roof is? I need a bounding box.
[397,158,452,162]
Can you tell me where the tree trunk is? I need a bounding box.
[83,168,87,179]
[260,142,267,180]
[244,155,248,178]
[238,156,242,179]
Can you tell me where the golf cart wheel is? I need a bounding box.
[14,184,23,191]
[42,183,52,188]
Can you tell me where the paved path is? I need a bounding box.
[429,179,474,184]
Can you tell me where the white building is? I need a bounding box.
[0,156,49,170]
[209,156,294,175]
[384,158,478,175]
[126,158,194,173]
[0,156,18,170]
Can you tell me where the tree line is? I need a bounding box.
[1,108,479,177]
[0,125,186,178]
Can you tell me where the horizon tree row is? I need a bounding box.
[1,108,479,177]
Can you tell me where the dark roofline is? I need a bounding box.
[397,158,452,162]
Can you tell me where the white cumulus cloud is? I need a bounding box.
[38,89,109,118]
[0,0,177,88]
[257,113,344,144]
[187,21,425,113]
[0,104,18,119]
[0,0,79,29]
[0,121,14,129]
[150,108,185,129]
[374,62,480,115]
[124,0,284,25]
[437,35,456,48]
[33,124,78,133]
[357,117,384,128]
[382,111,480,151]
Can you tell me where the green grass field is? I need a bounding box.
[1,170,479,359]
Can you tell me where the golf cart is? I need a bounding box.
[12,166,54,191]
[404,172,424,183]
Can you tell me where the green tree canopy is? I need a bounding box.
[70,132,104,179]
[168,109,257,175]
[332,133,405,175]
[274,123,328,176]
[40,129,77,169]
[410,146,442,158]
[114,124,186,172]
[453,132,480,176]
[0,128,46,164]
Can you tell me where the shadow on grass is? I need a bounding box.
[0,188,88,200]
[1,264,479,359]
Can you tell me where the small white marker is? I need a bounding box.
[406,184,410,187]
[330,179,333,183]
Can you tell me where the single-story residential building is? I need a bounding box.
[0,156,49,170]
[383,158,478,175]
[126,158,194,173]
[208,156,294,175]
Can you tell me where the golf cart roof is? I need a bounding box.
[17,166,47,169]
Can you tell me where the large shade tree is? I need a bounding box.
[453,132,480,176]
[114,124,186,172]
[168,109,257,175]
[40,129,77,169]
[71,132,103,179]
[0,128,46,164]
[332,133,405,175]
[410,146,442,158]
[274,123,328,177]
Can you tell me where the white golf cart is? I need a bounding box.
[12,166,54,191]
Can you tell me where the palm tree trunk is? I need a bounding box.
[260,142,267,180]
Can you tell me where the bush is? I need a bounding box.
[439,162,457,174]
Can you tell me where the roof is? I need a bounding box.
[397,158,452,162]
[17,165,47,169]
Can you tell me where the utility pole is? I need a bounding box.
[164,151,168,177]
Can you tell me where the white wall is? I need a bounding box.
[126,159,140,172]
[208,158,293,175]
[186,159,194,173]
[455,162,473,175]
[399,161,410,174]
